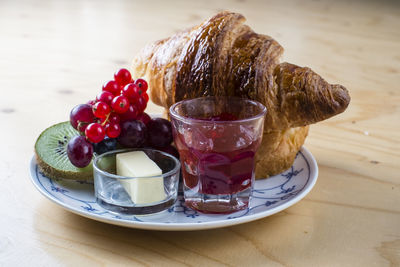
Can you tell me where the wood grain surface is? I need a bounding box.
[1,0,399,266]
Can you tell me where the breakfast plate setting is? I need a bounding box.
[30,11,350,232]
[30,147,318,231]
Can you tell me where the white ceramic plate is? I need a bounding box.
[30,147,318,231]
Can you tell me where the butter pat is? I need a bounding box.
[116,151,166,204]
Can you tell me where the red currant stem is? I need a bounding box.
[101,113,111,127]
[77,121,89,135]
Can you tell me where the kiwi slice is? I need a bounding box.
[34,122,93,181]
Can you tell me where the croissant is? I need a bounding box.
[131,11,350,178]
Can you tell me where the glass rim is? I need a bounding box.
[93,148,181,180]
[169,96,267,124]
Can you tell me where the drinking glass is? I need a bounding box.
[170,96,266,214]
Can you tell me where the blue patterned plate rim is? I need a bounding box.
[29,147,318,231]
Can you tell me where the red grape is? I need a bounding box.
[120,105,138,122]
[96,91,114,105]
[121,83,140,104]
[102,80,120,95]
[114,68,132,87]
[147,118,172,148]
[92,101,111,119]
[70,104,95,132]
[67,136,93,168]
[135,78,148,92]
[85,123,105,143]
[105,123,121,138]
[111,95,130,114]
[117,120,147,148]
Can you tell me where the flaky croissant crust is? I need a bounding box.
[132,11,350,178]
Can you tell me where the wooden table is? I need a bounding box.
[1,0,399,266]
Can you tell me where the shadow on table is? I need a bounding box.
[33,200,318,265]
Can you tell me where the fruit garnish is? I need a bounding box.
[35,122,93,180]
[70,104,95,132]
[121,83,140,103]
[142,92,149,102]
[92,101,111,119]
[117,120,147,148]
[135,78,148,92]
[111,95,130,114]
[85,123,106,143]
[147,118,173,148]
[63,68,161,169]
[102,80,120,95]
[105,122,121,138]
[136,112,151,125]
[136,96,147,113]
[107,113,120,124]
[114,68,132,87]
[96,91,114,105]
[120,105,138,122]
[86,100,96,106]
[67,136,93,168]
[93,138,117,155]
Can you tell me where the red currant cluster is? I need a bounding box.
[67,68,177,169]
[75,68,149,143]
[68,68,151,168]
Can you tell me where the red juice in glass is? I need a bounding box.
[170,97,266,214]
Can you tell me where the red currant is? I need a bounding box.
[86,99,96,106]
[120,105,138,122]
[105,123,121,138]
[142,92,149,103]
[132,83,145,96]
[135,78,148,92]
[102,80,120,95]
[85,123,106,143]
[137,112,151,125]
[136,96,147,113]
[92,101,111,119]
[96,91,114,105]
[108,113,120,124]
[114,68,132,87]
[121,83,140,104]
[111,95,130,114]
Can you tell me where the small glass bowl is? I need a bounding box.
[93,148,180,215]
